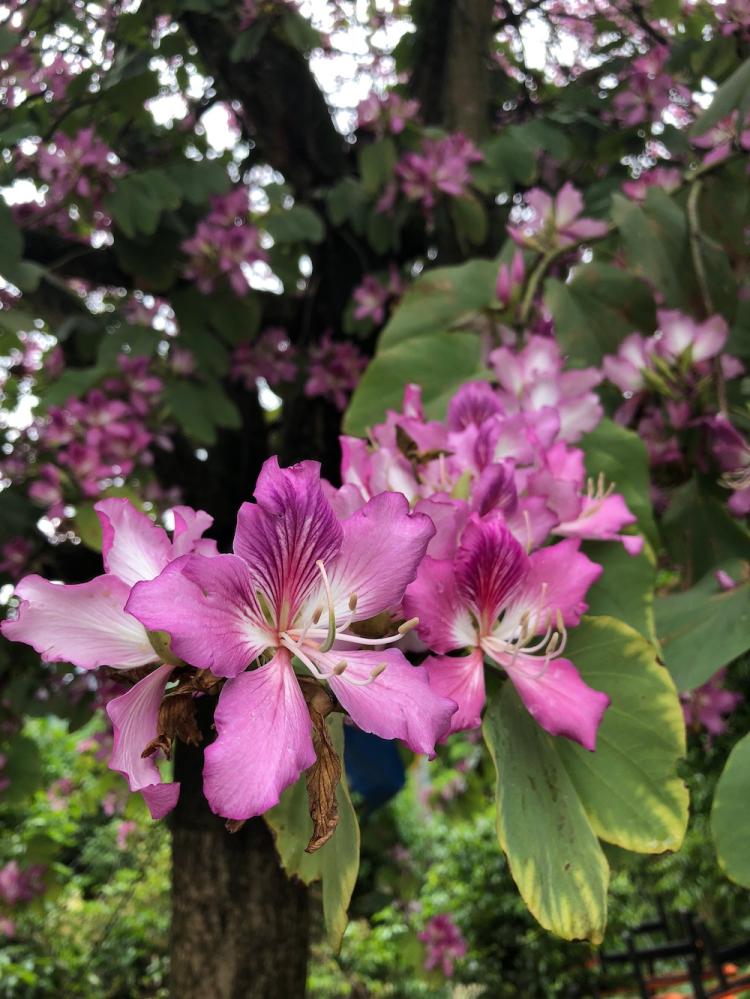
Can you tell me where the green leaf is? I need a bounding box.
[660,477,750,582]
[583,541,657,642]
[450,194,488,247]
[656,570,750,691]
[343,332,483,437]
[611,192,692,310]
[379,259,498,350]
[475,130,537,191]
[690,57,750,137]
[0,198,24,284]
[43,367,108,406]
[545,265,656,367]
[358,139,397,195]
[266,204,325,244]
[483,682,609,943]
[164,381,217,445]
[326,178,368,229]
[166,160,230,205]
[556,617,688,854]
[105,171,182,238]
[97,323,157,366]
[712,732,750,887]
[277,10,321,52]
[2,735,43,804]
[266,716,360,949]
[580,420,659,549]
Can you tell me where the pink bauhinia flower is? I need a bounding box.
[1,499,217,817]
[681,668,742,738]
[404,516,609,750]
[126,458,456,821]
[419,914,467,977]
[508,182,609,250]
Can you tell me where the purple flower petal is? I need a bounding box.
[107,663,174,791]
[423,648,486,735]
[233,457,343,625]
[403,557,476,654]
[2,574,156,670]
[126,555,272,678]
[500,652,610,750]
[203,651,315,820]
[95,498,172,586]
[318,492,435,622]
[521,538,602,628]
[455,517,528,630]
[323,648,456,756]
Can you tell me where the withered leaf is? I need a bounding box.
[302,682,342,854]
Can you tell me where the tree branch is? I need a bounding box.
[179,9,348,197]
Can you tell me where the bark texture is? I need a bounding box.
[169,704,310,999]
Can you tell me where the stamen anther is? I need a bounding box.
[348,592,358,612]
[370,662,388,679]
[334,660,348,675]
[397,617,419,635]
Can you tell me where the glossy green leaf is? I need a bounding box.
[712,732,750,888]
[266,716,360,949]
[660,477,750,583]
[378,259,497,350]
[106,171,182,238]
[344,331,483,436]
[656,570,750,691]
[690,57,750,137]
[358,139,397,195]
[266,204,325,244]
[583,541,657,642]
[545,265,656,367]
[556,617,688,854]
[483,682,609,943]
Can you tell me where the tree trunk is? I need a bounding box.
[169,705,310,999]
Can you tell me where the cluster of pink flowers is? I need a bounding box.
[37,129,121,204]
[230,328,298,390]
[231,329,366,409]
[352,267,404,325]
[0,37,77,108]
[382,134,483,214]
[611,47,691,128]
[304,332,368,410]
[4,354,165,520]
[418,914,468,977]
[622,167,682,203]
[681,668,742,739]
[0,538,33,582]
[357,92,420,136]
[601,310,748,511]
[690,111,750,168]
[182,188,267,296]
[0,861,46,906]
[508,182,609,250]
[0,336,644,825]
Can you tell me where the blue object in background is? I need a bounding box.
[344,726,406,810]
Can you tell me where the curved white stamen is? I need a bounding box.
[280,633,329,680]
[307,629,406,647]
[315,560,337,653]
